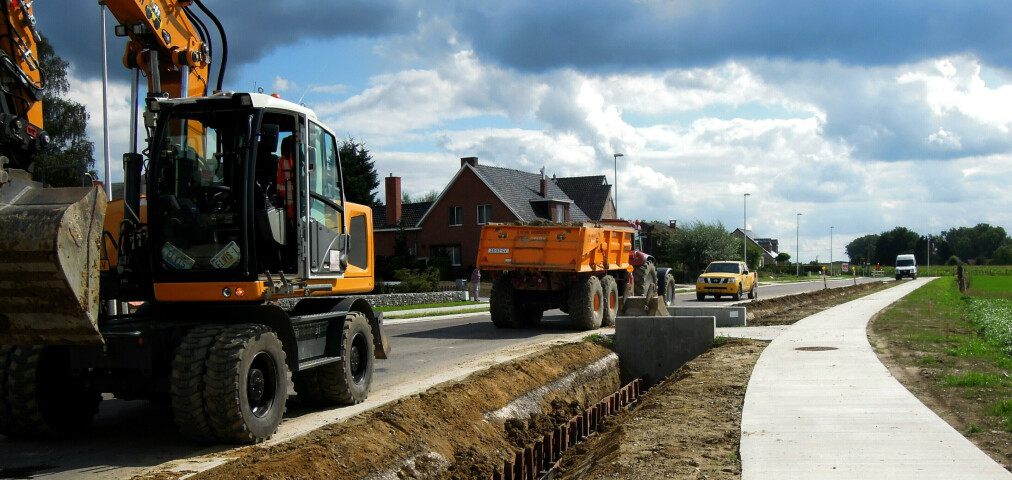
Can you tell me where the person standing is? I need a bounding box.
[470,268,481,301]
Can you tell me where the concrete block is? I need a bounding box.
[668,306,747,327]
[615,315,715,386]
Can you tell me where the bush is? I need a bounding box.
[946,255,963,266]
[393,267,441,293]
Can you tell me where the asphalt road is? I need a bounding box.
[0,276,889,480]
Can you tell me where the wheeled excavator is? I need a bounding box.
[0,0,389,443]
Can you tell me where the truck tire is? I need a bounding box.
[747,282,757,299]
[490,276,522,328]
[5,345,100,438]
[600,275,619,327]
[316,312,374,405]
[696,292,705,301]
[657,269,676,306]
[171,324,225,442]
[734,284,742,301]
[569,276,604,330]
[0,345,16,436]
[633,262,658,296]
[204,324,290,443]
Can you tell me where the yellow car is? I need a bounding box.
[696,261,756,301]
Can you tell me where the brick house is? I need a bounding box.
[373,157,616,271]
[731,228,780,267]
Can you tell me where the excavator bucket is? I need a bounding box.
[0,176,107,345]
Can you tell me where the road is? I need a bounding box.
[0,276,887,480]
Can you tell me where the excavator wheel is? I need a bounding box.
[490,276,522,328]
[204,324,290,443]
[600,275,619,327]
[0,345,16,436]
[315,312,375,405]
[171,324,226,442]
[3,345,100,438]
[569,276,604,331]
[633,262,658,296]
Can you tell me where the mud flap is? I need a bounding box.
[0,177,107,345]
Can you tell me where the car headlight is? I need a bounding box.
[697,277,704,283]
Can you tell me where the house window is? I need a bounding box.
[477,204,492,225]
[448,206,463,226]
[432,245,462,266]
[554,205,565,222]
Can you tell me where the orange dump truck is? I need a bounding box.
[477,222,659,330]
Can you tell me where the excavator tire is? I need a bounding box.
[569,276,604,331]
[204,324,290,443]
[661,270,676,306]
[633,262,658,296]
[600,275,619,327]
[0,345,16,436]
[315,312,374,405]
[490,276,522,328]
[171,324,226,442]
[5,345,100,438]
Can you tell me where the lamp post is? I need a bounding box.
[927,235,931,276]
[613,153,624,217]
[743,193,750,264]
[830,226,834,277]
[796,213,802,276]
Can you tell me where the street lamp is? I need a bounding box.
[613,153,624,217]
[796,213,802,276]
[743,193,750,264]
[830,226,834,277]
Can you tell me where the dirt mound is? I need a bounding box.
[181,341,619,480]
[748,281,894,325]
[554,338,764,480]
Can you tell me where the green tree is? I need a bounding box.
[403,189,439,203]
[33,35,94,187]
[746,242,764,271]
[845,234,879,265]
[672,220,739,273]
[942,224,1009,262]
[339,137,380,206]
[776,252,791,265]
[992,245,1012,265]
[875,227,919,265]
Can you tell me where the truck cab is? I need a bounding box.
[895,254,918,280]
[695,260,756,301]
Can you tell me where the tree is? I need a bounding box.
[671,220,739,273]
[403,189,439,204]
[746,242,764,271]
[776,252,791,265]
[875,227,919,265]
[339,137,380,206]
[33,35,95,187]
[942,224,1009,263]
[992,245,1012,265]
[845,234,879,265]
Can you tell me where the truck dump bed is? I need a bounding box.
[477,223,633,273]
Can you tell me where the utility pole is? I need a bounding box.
[743,193,750,264]
[796,213,802,276]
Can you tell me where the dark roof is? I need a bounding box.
[372,201,434,229]
[553,175,612,220]
[473,164,590,222]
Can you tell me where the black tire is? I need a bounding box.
[315,312,374,405]
[522,307,545,326]
[5,345,101,438]
[600,275,619,327]
[0,345,16,436]
[896,275,902,281]
[490,276,522,328]
[714,294,721,300]
[171,324,225,442]
[748,282,756,299]
[696,292,705,301]
[569,276,604,330]
[632,262,658,296]
[734,284,742,301]
[204,324,290,443]
[660,271,676,306]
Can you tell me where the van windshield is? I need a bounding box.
[897,259,915,267]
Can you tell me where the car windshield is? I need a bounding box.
[705,262,740,274]
[897,259,915,267]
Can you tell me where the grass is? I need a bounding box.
[713,335,730,347]
[375,301,482,312]
[383,306,489,319]
[584,333,615,349]
[940,372,1003,388]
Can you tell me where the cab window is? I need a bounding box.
[308,122,343,230]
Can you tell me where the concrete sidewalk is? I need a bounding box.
[740,278,1012,479]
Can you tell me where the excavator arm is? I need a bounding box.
[0,0,46,173]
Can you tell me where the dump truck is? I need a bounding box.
[476,222,663,330]
[0,1,388,444]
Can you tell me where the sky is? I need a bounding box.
[34,0,1012,263]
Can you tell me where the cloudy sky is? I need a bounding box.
[36,0,1012,263]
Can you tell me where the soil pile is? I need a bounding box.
[183,341,619,480]
[748,281,894,325]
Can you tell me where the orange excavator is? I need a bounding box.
[0,0,388,443]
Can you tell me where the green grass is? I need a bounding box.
[383,306,489,319]
[940,372,1003,388]
[990,400,1012,430]
[584,333,616,348]
[918,355,939,365]
[968,424,984,434]
[713,335,730,347]
[375,301,482,312]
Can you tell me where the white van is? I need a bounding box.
[895,254,918,280]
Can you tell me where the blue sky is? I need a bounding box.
[36,0,1012,263]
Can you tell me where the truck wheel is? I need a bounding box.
[600,275,619,327]
[896,275,901,281]
[661,271,676,306]
[748,282,756,299]
[315,312,374,405]
[490,276,522,328]
[734,285,742,301]
[570,276,604,330]
[204,324,290,443]
[0,345,16,436]
[633,262,658,296]
[523,308,545,326]
[171,324,225,442]
[5,345,101,438]
[696,292,705,301]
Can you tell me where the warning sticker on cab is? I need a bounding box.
[488,248,510,254]
[211,241,241,269]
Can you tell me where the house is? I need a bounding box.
[731,228,780,267]
[373,157,616,272]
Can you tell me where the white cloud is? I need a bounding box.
[272,76,296,93]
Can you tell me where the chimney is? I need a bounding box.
[540,178,548,197]
[385,174,402,226]
[461,156,478,168]
[669,220,677,230]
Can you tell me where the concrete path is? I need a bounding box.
[740,278,1012,479]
